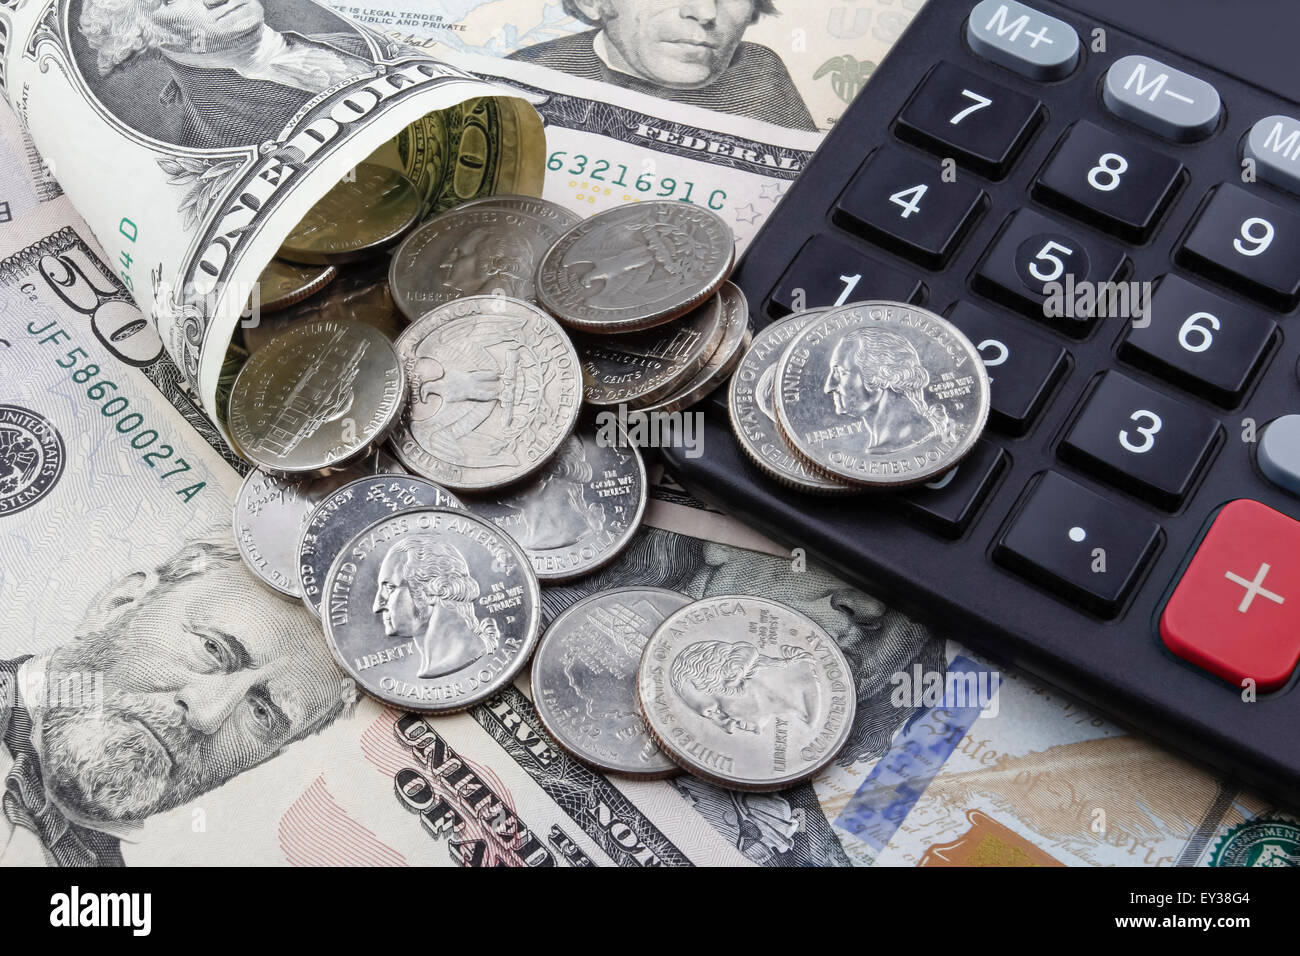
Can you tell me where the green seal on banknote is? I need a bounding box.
[1208,817,1300,866]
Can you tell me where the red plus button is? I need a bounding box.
[1161,499,1300,691]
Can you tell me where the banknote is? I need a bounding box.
[0,0,544,420]
[328,0,923,132]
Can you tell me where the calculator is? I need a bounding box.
[661,0,1300,807]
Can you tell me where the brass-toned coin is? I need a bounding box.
[629,281,750,414]
[228,319,407,477]
[255,259,336,314]
[575,294,725,407]
[243,262,405,354]
[388,203,571,320]
[278,163,421,265]
[537,201,735,333]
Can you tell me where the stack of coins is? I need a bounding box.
[221,167,990,792]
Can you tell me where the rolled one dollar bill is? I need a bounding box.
[0,0,544,418]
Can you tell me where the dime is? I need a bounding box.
[629,281,750,414]
[278,163,421,265]
[321,507,541,714]
[255,259,336,314]
[233,449,404,598]
[728,309,857,494]
[462,418,646,582]
[576,293,725,407]
[390,295,582,491]
[636,595,857,791]
[388,203,572,319]
[536,201,734,333]
[532,588,691,777]
[229,319,407,476]
[243,264,405,353]
[297,475,464,617]
[453,194,581,231]
[774,302,990,488]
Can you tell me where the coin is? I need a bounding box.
[575,293,725,407]
[233,449,404,598]
[532,588,690,777]
[321,507,541,714]
[628,281,750,414]
[636,595,857,791]
[389,295,582,491]
[728,310,857,494]
[255,259,336,314]
[536,201,734,333]
[388,204,572,320]
[228,319,407,476]
[278,163,421,265]
[243,263,405,354]
[774,301,990,488]
[297,475,464,617]
[454,194,581,231]
[462,418,646,581]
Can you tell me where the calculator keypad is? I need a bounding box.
[893,439,1006,537]
[945,301,1068,434]
[769,234,925,316]
[1058,371,1220,510]
[994,470,1161,618]
[1033,121,1184,241]
[895,62,1042,179]
[1177,183,1300,310]
[973,209,1127,334]
[834,145,986,268]
[1119,274,1276,406]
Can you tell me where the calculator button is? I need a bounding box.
[1102,54,1221,143]
[1058,371,1219,510]
[895,62,1042,179]
[894,440,1005,538]
[1259,415,1300,497]
[1118,275,1276,407]
[972,209,1126,335]
[1244,115,1300,197]
[966,0,1080,81]
[946,301,1067,434]
[1033,121,1183,241]
[994,470,1161,618]
[1176,184,1300,310]
[1161,499,1300,691]
[768,234,924,316]
[834,145,986,268]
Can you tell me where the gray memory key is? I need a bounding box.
[966,0,1079,81]
[1259,414,1300,497]
[1245,115,1300,196]
[1103,54,1221,142]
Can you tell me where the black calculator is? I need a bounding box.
[662,0,1300,807]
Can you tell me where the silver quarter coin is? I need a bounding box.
[636,595,857,791]
[629,281,750,414]
[298,475,464,617]
[532,588,690,777]
[729,310,857,494]
[774,301,990,488]
[233,449,404,598]
[388,204,571,320]
[536,201,734,333]
[278,163,421,265]
[462,419,646,582]
[255,259,336,314]
[321,507,541,714]
[576,293,725,407]
[454,194,581,231]
[389,295,582,491]
[228,319,407,477]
